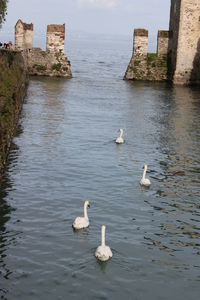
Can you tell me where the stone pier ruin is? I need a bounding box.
[124,29,168,81]
[125,0,200,85]
[15,20,72,78]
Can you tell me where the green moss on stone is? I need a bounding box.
[129,66,138,74]
[134,59,141,67]
[51,63,62,71]
[33,64,47,72]
[147,53,157,65]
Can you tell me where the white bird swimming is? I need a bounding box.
[72,200,90,230]
[115,129,124,144]
[95,225,113,261]
[140,164,151,187]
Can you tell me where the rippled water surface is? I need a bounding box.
[0,35,200,300]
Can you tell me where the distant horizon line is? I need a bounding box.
[1,24,160,39]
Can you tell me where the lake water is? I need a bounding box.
[0,34,200,300]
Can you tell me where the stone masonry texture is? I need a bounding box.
[124,28,168,82]
[14,20,72,78]
[125,0,200,85]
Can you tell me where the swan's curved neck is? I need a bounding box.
[120,131,123,138]
[101,226,106,247]
[84,203,88,219]
[142,167,147,180]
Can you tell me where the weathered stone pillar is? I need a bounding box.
[133,29,148,57]
[124,28,149,80]
[46,24,65,53]
[157,30,169,55]
[15,20,33,51]
[15,20,25,51]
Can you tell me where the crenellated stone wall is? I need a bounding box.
[14,20,72,78]
[23,48,71,78]
[124,28,168,82]
[125,0,200,85]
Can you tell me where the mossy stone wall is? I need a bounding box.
[24,48,72,78]
[124,52,168,81]
[0,49,28,179]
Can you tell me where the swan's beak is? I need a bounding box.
[88,204,90,208]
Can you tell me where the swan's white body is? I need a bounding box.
[116,129,124,144]
[72,200,90,229]
[140,164,151,187]
[95,225,112,261]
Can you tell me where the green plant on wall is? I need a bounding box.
[51,63,62,71]
[0,0,8,28]
[147,53,157,65]
[33,64,47,72]
[134,59,141,67]
[0,50,26,172]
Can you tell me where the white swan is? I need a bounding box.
[72,200,90,229]
[116,129,124,144]
[95,225,113,261]
[140,164,151,187]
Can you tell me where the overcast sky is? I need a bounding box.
[1,0,171,37]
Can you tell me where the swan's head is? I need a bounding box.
[102,225,106,232]
[144,164,148,171]
[119,129,123,134]
[84,200,90,208]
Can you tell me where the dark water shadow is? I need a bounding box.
[190,38,200,84]
[0,106,25,299]
[0,167,14,299]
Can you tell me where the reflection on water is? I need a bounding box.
[0,146,19,299]
[0,35,200,300]
[144,86,200,262]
